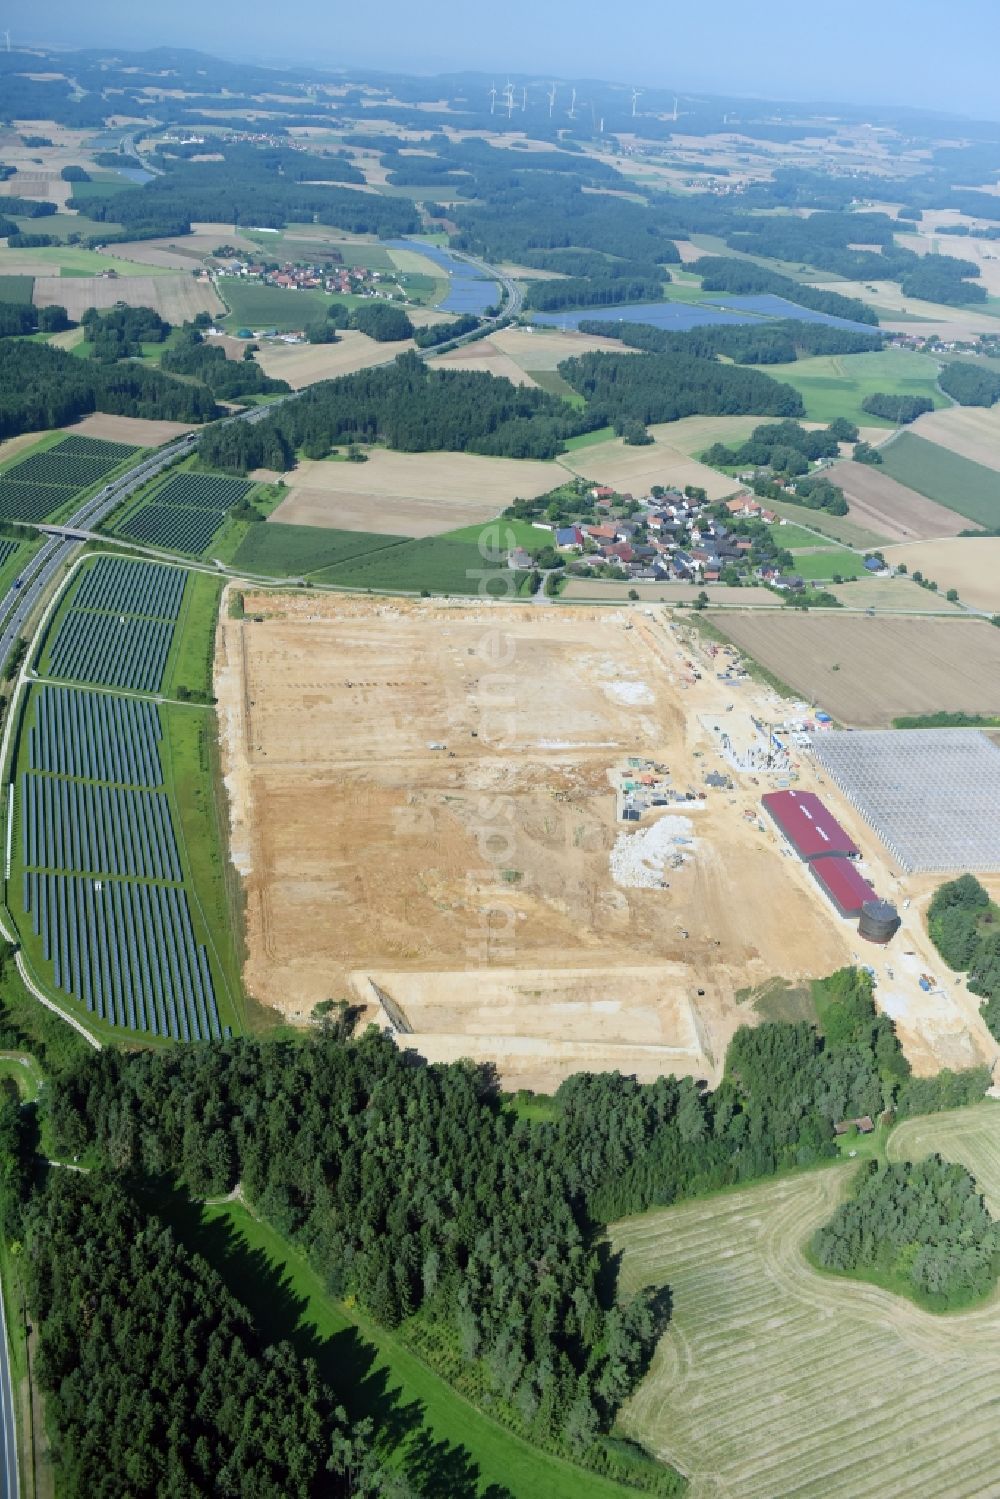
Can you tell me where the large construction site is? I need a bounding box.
[215,593,1000,1091]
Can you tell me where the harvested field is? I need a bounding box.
[832,459,973,541]
[32,273,224,321]
[490,326,632,373]
[708,612,1000,726]
[561,580,777,605]
[887,1103,1000,1214]
[427,339,539,386]
[253,330,414,388]
[267,449,559,537]
[558,425,742,501]
[911,404,1000,474]
[64,413,197,446]
[882,538,1000,613]
[826,576,963,612]
[215,593,853,1088]
[613,1120,1000,1499]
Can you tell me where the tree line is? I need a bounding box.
[0,301,69,339]
[861,392,933,423]
[556,348,804,425]
[579,316,882,365]
[198,352,597,470]
[0,339,218,438]
[927,875,1000,1041]
[811,1155,999,1308]
[691,257,879,326]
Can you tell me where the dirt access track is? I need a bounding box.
[216,592,858,1092]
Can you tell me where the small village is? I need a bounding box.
[506,481,888,590]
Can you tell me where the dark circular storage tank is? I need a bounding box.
[859,899,900,944]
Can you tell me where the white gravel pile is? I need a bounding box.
[610,815,695,888]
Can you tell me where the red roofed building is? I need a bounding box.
[810,858,877,918]
[761,790,859,860]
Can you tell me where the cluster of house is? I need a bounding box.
[509,485,789,585]
[215,256,385,296]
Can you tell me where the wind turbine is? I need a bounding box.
[3,30,9,52]
[672,95,679,122]
[547,83,557,118]
[504,81,515,120]
[632,87,643,118]
[521,85,527,111]
[568,87,577,121]
[489,82,497,115]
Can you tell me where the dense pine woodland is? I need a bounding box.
[557,349,804,426]
[0,340,218,437]
[198,354,598,469]
[0,968,971,1495]
[811,1157,1000,1307]
[579,317,882,365]
[927,875,1000,1040]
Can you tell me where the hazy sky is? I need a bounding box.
[27,0,1000,119]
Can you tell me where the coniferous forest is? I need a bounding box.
[0,968,975,1495]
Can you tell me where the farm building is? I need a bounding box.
[811,729,1000,873]
[809,856,876,918]
[761,790,858,860]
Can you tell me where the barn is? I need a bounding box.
[809,857,877,918]
[761,790,858,860]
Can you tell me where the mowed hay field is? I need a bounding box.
[883,538,1000,613]
[32,272,224,321]
[832,459,973,541]
[708,612,1000,725]
[612,1112,1000,1499]
[558,422,742,501]
[428,339,539,386]
[255,331,416,388]
[759,349,948,429]
[65,413,197,445]
[912,403,1000,473]
[268,449,558,536]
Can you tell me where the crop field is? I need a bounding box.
[215,592,853,1087]
[219,280,334,331]
[0,276,34,303]
[557,424,740,501]
[114,472,253,556]
[829,460,970,541]
[0,434,139,523]
[312,535,514,593]
[253,329,414,388]
[612,1120,1000,1499]
[68,413,197,446]
[879,433,1000,528]
[31,272,224,322]
[882,538,1000,613]
[43,557,188,693]
[230,521,403,577]
[910,404,1000,473]
[428,339,539,387]
[790,550,867,580]
[708,612,1000,726]
[770,496,890,547]
[761,349,947,429]
[268,448,559,537]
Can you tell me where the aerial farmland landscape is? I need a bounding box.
[0,4,1000,1496]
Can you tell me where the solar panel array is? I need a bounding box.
[385,238,500,314]
[810,729,1000,872]
[19,679,223,1042]
[45,557,187,694]
[0,435,139,522]
[114,472,253,556]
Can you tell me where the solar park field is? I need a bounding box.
[0,434,141,523]
[11,556,240,1044]
[110,470,255,557]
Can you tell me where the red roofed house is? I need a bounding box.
[760,790,859,861]
[584,524,618,543]
[590,485,615,501]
